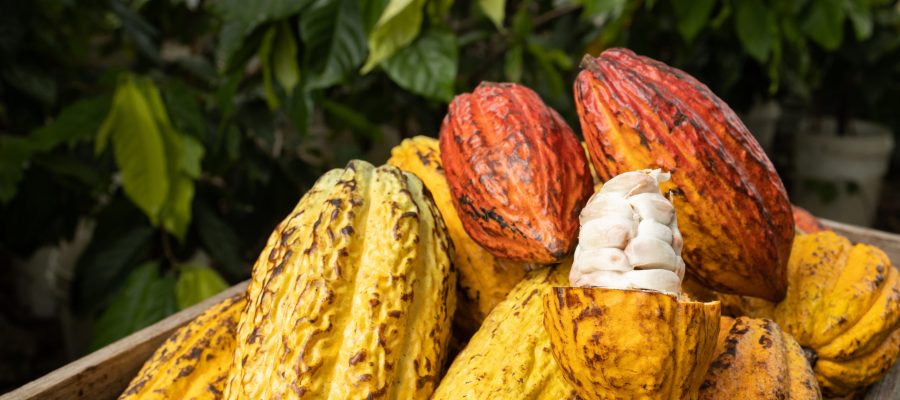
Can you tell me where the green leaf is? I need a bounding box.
[212,0,311,65]
[98,76,170,225]
[175,264,229,310]
[195,202,246,280]
[361,0,426,73]
[89,261,177,350]
[381,28,457,101]
[321,99,385,141]
[0,136,34,203]
[504,43,523,82]
[673,0,715,43]
[735,0,775,62]
[802,0,845,50]
[31,96,111,151]
[273,23,300,93]
[258,26,281,109]
[579,0,627,20]
[181,136,204,179]
[427,0,454,21]
[300,0,367,88]
[161,81,205,139]
[844,0,873,40]
[74,223,154,314]
[479,0,505,30]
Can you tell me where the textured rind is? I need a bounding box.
[388,136,527,330]
[119,294,245,400]
[771,231,900,396]
[682,277,775,319]
[432,262,582,400]
[224,160,456,400]
[543,287,720,400]
[440,82,594,263]
[699,316,821,400]
[575,48,793,301]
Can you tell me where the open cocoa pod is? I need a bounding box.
[542,169,720,400]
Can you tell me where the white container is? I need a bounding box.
[794,118,895,227]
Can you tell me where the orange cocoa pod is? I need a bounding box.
[792,205,827,234]
[440,82,594,264]
[574,48,793,301]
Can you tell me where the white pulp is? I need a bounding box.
[570,169,685,295]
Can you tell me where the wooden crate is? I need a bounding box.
[3,219,900,399]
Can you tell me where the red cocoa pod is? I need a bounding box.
[440,82,593,264]
[792,205,827,234]
[574,48,793,301]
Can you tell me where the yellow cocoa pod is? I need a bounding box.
[224,160,456,399]
[772,231,900,396]
[119,293,245,400]
[699,316,821,399]
[432,262,580,399]
[543,287,720,400]
[388,136,527,330]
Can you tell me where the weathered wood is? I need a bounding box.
[0,281,248,400]
[824,219,900,264]
[819,220,900,400]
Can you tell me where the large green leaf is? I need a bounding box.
[479,0,505,30]
[802,0,845,50]
[673,0,715,43]
[89,261,177,351]
[844,0,872,41]
[300,0,367,88]
[212,0,311,65]
[382,28,457,101]
[195,202,246,280]
[735,0,775,62]
[32,96,111,151]
[96,76,169,225]
[361,0,425,73]
[578,0,627,19]
[258,26,281,109]
[74,222,154,314]
[175,264,229,310]
[273,23,300,93]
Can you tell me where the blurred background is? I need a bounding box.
[1,0,899,392]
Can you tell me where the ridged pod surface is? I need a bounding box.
[699,316,821,400]
[773,231,900,396]
[440,82,594,264]
[224,160,455,399]
[574,48,793,301]
[387,136,527,330]
[432,263,581,399]
[120,294,245,400]
[543,287,720,399]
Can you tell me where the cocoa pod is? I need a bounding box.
[224,160,456,399]
[574,48,793,301]
[440,82,593,264]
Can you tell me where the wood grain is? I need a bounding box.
[822,220,900,400]
[0,281,248,400]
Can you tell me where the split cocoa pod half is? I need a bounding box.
[543,169,720,400]
[700,316,821,400]
[575,48,793,301]
[440,82,594,264]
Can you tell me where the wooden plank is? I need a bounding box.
[1,281,248,400]
[819,220,900,400]
[823,219,900,264]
